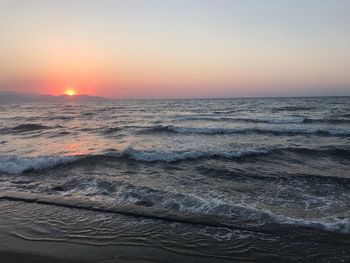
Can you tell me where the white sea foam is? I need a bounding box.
[265,210,350,233]
[112,183,350,233]
[110,144,349,162]
[0,155,78,174]
[160,194,350,232]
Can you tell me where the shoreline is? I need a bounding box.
[0,197,349,262]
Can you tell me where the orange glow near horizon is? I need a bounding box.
[1,1,350,98]
[64,88,77,96]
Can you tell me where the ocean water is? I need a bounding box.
[0,97,350,260]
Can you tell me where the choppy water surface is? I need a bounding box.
[0,97,350,259]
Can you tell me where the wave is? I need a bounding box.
[45,115,75,121]
[81,112,95,116]
[1,149,264,174]
[142,125,350,136]
[175,115,306,124]
[302,118,350,124]
[0,148,273,174]
[46,131,73,138]
[272,106,315,112]
[4,123,51,132]
[92,146,350,164]
[175,115,350,125]
[117,145,270,162]
[102,127,122,134]
[0,155,78,174]
[83,145,346,162]
[283,147,350,157]
[1,146,349,174]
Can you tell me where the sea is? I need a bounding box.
[0,97,349,262]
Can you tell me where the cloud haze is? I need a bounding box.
[0,0,349,98]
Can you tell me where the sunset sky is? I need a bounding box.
[0,0,349,98]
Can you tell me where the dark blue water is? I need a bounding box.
[0,97,350,234]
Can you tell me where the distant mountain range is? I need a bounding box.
[0,91,109,103]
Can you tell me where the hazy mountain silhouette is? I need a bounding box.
[0,91,108,103]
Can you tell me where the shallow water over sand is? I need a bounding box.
[1,199,349,262]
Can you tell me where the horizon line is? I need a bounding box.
[1,90,350,101]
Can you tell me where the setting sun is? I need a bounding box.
[64,88,76,96]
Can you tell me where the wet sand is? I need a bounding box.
[0,196,349,263]
[0,251,90,263]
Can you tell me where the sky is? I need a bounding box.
[0,0,349,99]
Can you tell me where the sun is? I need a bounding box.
[64,88,76,96]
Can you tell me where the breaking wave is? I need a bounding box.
[1,148,266,174]
[0,155,78,174]
[1,146,349,174]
